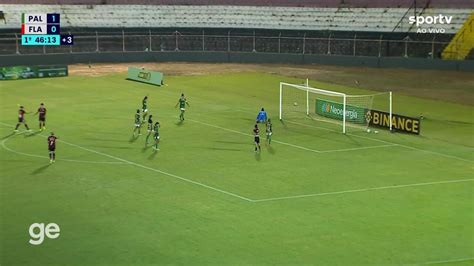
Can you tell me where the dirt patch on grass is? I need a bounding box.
[69,63,474,105]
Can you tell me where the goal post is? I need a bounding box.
[279,81,392,133]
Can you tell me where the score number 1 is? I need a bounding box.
[47,14,60,34]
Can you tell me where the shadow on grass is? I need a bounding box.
[142,144,151,153]
[94,145,132,150]
[1,132,16,140]
[31,164,51,175]
[254,151,261,161]
[266,144,275,155]
[201,147,242,152]
[148,149,158,160]
[25,131,41,138]
[214,140,248,145]
[129,135,139,143]
[82,137,124,143]
[241,117,256,122]
[175,121,184,126]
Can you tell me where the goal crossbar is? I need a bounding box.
[280,82,346,97]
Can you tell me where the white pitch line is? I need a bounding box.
[286,119,473,163]
[286,119,398,146]
[50,137,254,202]
[235,108,399,152]
[252,178,474,202]
[188,118,324,154]
[1,133,126,164]
[413,257,474,265]
[53,138,254,202]
[190,118,400,154]
[0,122,253,202]
[2,121,472,203]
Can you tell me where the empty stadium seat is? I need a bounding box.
[0,5,471,33]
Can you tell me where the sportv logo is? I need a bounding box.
[408,14,453,33]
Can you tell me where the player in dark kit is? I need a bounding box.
[253,124,261,153]
[14,106,31,132]
[47,132,58,163]
[34,103,47,131]
[142,96,149,122]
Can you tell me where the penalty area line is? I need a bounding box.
[287,119,473,163]
[1,132,126,164]
[252,178,474,203]
[51,138,255,202]
[188,118,323,153]
[189,118,398,154]
[0,122,253,202]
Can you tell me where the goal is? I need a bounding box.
[279,80,392,133]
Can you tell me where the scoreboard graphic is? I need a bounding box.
[21,13,74,46]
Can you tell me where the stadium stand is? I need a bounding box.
[0,0,471,59]
[0,5,470,33]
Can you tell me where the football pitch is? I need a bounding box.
[0,68,473,265]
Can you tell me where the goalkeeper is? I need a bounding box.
[256,108,268,123]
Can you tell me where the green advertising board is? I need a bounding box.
[127,67,163,86]
[315,98,366,123]
[0,65,68,80]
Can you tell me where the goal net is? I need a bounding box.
[279,80,392,133]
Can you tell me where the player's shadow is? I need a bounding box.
[94,145,131,150]
[25,131,41,138]
[241,117,256,122]
[31,164,51,175]
[129,135,139,143]
[142,144,152,153]
[202,147,242,152]
[214,140,248,145]
[266,144,275,155]
[148,150,158,160]
[1,132,16,140]
[254,152,261,161]
[175,121,184,126]
[83,137,123,143]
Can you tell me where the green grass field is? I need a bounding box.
[0,69,473,265]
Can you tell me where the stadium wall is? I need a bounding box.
[1,52,473,71]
